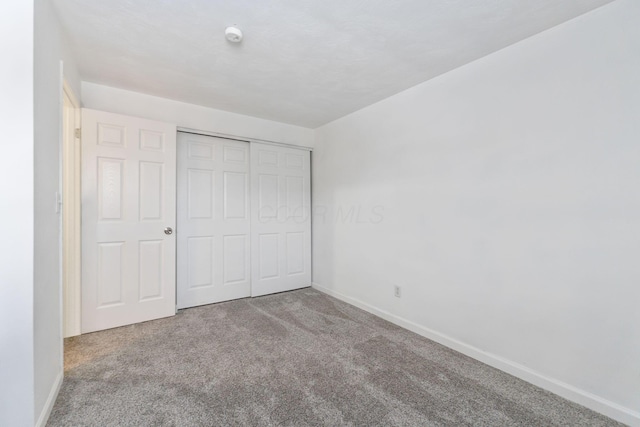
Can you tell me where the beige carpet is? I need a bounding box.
[48,288,622,426]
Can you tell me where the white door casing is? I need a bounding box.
[251,142,311,296]
[81,109,177,333]
[176,133,251,309]
[62,82,81,338]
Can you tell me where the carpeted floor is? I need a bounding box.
[48,288,622,426]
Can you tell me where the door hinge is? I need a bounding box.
[74,128,81,139]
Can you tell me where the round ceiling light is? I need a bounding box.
[225,26,243,43]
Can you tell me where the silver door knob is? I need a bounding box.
[164,227,173,235]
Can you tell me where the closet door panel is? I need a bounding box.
[251,143,311,296]
[177,133,250,309]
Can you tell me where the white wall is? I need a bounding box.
[81,83,314,147]
[0,2,35,426]
[34,0,82,425]
[312,0,640,425]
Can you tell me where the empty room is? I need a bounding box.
[1,0,639,426]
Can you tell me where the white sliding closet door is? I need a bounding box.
[176,133,251,309]
[82,109,177,333]
[251,142,311,296]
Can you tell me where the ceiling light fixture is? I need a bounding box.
[225,26,243,43]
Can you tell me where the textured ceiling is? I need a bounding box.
[52,0,613,128]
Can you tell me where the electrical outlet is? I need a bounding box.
[394,285,401,298]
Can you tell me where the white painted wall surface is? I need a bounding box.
[0,3,35,426]
[34,0,82,424]
[312,1,640,424]
[81,83,314,147]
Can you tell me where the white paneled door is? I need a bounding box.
[81,109,177,333]
[176,133,251,309]
[251,142,311,296]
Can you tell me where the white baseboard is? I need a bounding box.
[311,282,640,427]
[35,371,63,427]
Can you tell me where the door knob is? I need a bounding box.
[164,227,173,235]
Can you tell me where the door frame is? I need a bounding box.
[61,79,82,337]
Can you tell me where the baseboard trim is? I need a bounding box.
[35,370,63,427]
[311,282,640,427]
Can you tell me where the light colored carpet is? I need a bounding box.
[48,288,622,426]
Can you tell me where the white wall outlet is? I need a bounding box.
[394,285,401,298]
